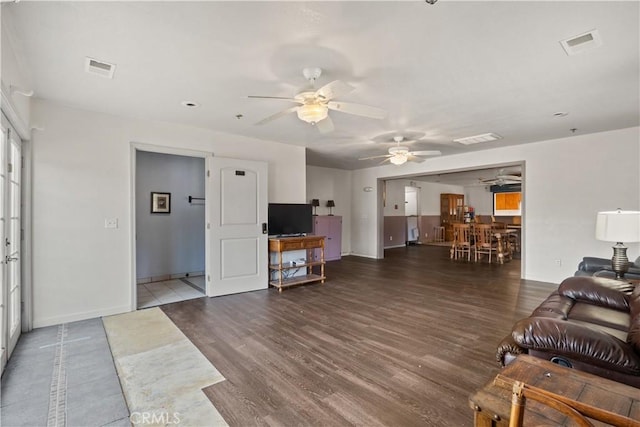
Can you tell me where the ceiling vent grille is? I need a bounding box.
[454,133,502,145]
[84,57,116,79]
[560,29,602,56]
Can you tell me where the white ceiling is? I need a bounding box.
[4,1,639,170]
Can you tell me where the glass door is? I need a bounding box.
[6,133,21,356]
[0,126,6,373]
[0,117,22,374]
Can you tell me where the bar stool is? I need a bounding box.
[433,226,445,242]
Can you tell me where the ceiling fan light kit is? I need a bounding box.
[296,103,328,124]
[389,154,408,165]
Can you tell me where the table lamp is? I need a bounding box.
[311,199,319,216]
[326,200,335,216]
[595,209,640,279]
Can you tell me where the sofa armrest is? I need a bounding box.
[512,317,640,375]
[496,334,526,366]
[558,276,634,311]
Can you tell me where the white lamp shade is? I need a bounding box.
[595,210,640,243]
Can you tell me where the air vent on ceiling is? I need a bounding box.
[84,57,116,79]
[454,133,502,145]
[560,29,602,56]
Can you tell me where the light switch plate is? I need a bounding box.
[105,218,118,229]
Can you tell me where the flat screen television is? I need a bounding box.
[268,203,313,236]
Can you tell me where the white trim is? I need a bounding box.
[348,253,380,259]
[0,82,29,141]
[129,142,211,311]
[20,139,33,332]
[33,304,132,329]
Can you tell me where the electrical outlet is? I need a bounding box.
[555,259,562,266]
[389,236,393,241]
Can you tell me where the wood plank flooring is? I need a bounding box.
[161,245,557,426]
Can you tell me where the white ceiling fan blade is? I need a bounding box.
[407,154,425,163]
[378,158,392,165]
[248,95,302,103]
[498,175,522,181]
[327,101,387,119]
[410,150,442,156]
[316,116,335,134]
[255,106,299,125]
[359,154,392,161]
[315,80,354,101]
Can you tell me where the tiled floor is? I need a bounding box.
[137,276,205,309]
[0,277,208,427]
[0,318,130,427]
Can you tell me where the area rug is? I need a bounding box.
[103,307,227,426]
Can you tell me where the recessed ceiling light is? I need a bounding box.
[181,101,199,108]
[553,112,569,117]
[454,133,502,145]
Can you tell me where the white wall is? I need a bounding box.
[383,179,408,216]
[466,186,493,215]
[31,99,307,327]
[417,182,465,215]
[306,165,352,255]
[136,151,205,279]
[351,127,640,283]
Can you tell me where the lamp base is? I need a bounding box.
[611,242,629,279]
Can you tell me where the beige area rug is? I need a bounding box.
[103,307,227,426]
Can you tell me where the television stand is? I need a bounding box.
[268,235,325,292]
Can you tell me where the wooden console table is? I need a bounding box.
[268,235,325,292]
[469,355,640,426]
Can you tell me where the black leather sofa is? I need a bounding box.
[497,275,640,388]
[575,256,640,280]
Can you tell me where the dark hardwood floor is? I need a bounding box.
[161,245,557,426]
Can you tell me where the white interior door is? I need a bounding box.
[207,157,268,297]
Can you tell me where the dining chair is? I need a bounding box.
[475,224,497,262]
[452,223,472,261]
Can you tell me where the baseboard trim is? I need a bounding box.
[348,253,380,259]
[33,304,132,329]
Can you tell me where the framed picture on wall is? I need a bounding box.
[151,192,171,214]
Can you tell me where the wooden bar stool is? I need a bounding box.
[433,226,445,242]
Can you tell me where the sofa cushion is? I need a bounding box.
[568,303,631,332]
[558,276,633,311]
[531,291,573,320]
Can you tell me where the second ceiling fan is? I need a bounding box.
[359,136,441,165]
[248,67,386,133]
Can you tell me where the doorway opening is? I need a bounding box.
[133,148,207,309]
[379,162,525,276]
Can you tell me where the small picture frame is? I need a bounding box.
[151,192,171,214]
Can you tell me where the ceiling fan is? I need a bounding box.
[359,136,441,165]
[480,169,522,185]
[248,67,386,133]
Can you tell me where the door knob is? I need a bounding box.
[5,256,18,262]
